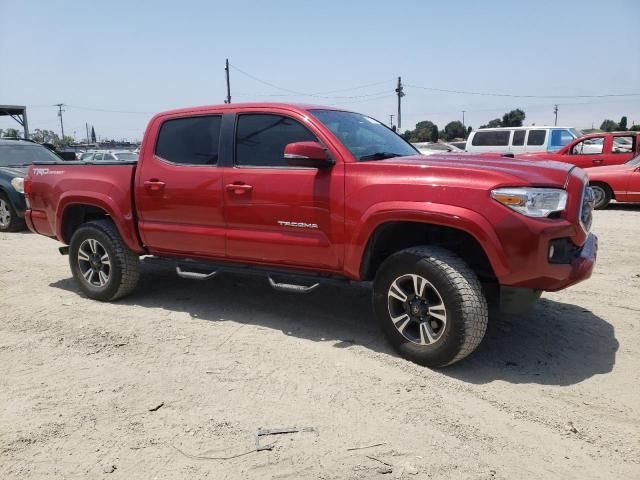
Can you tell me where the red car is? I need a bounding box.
[23,103,597,367]
[518,132,638,169]
[587,153,640,209]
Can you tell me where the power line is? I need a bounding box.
[229,63,392,99]
[405,84,640,99]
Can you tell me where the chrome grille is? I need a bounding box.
[580,185,594,232]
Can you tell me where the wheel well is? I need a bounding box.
[360,222,497,283]
[62,204,111,243]
[589,181,615,199]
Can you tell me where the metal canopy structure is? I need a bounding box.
[0,105,29,139]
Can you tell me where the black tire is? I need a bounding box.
[69,219,139,301]
[590,183,612,210]
[0,192,26,232]
[373,246,488,367]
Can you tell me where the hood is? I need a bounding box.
[0,165,29,178]
[376,154,574,187]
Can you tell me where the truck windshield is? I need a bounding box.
[309,110,418,161]
[0,144,61,166]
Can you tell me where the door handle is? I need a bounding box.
[592,159,603,165]
[225,183,253,194]
[144,180,166,192]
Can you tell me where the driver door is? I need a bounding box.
[223,112,345,270]
[562,136,606,168]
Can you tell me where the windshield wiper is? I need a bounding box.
[359,152,404,161]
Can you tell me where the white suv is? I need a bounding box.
[466,126,579,154]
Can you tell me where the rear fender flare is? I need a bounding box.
[56,192,143,253]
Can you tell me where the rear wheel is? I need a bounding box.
[0,193,25,232]
[373,246,488,367]
[69,220,139,301]
[590,183,612,210]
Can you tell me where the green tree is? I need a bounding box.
[30,129,60,144]
[501,109,526,127]
[629,124,640,132]
[467,126,473,137]
[430,124,439,142]
[619,116,628,131]
[443,121,466,141]
[600,119,618,132]
[2,128,20,138]
[480,118,502,129]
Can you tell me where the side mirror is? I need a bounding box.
[284,141,334,169]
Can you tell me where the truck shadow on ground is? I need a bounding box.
[51,262,618,387]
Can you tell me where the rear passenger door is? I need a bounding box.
[135,114,226,258]
[222,112,344,270]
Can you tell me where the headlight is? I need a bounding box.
[11,177,24,194]
[491,187,567,218]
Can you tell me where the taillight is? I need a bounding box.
[24,177,32,195]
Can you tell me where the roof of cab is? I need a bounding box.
[153,102,345,119]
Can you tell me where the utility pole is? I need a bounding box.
[389,114,395,128]
[225,58,231,104]
[85,123,90,145]
[553,104,558,126]
[56,103,65,139]
[395,77,405,131]
[462,110,466,129]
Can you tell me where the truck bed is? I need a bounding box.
[26,161,141,252]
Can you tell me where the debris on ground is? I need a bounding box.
[148,402,164,412]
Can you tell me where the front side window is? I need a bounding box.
[235,114,317,167]
[527,130,546,146]
[155,115,221,165]
[80,153,94,161]
[571,137,604,155]
[550,129,576,151]
[310,109,417,161]
[471,131,510,146]
[512,130,525,146]
[114,152,138,161]
[612,136,634,154]
[93,153,104,161]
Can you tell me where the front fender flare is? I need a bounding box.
[344,201,510,280]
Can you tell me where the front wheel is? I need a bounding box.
[69,220,139,301]
[0,193,25,232]
[373,246,488,367]
[590,183,612,210]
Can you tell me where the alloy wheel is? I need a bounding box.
[77,238,111,287]
[387,274,447,345]
[0,199,11,228]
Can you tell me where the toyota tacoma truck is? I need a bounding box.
[24,103,597,367]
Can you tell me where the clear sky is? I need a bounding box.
[1,0,639,141]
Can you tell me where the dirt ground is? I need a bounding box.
[1,205,639,480]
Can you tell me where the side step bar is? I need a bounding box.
[268,276,319,294]
[176,266,218,281]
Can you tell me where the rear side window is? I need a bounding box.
[612,136,634,154]
[235,114,316,167]
[471,131,510,146]
[512,130,526,146]
[155,115,221,165]
[527,130,546,146]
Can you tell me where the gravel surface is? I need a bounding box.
[1,205,639,479]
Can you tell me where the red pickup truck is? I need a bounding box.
[24,103,597,367]
[518,132,638,168]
